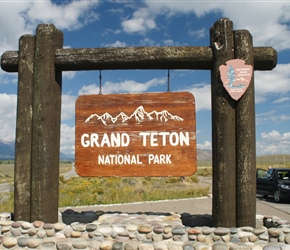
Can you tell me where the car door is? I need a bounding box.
[256,168,274,195]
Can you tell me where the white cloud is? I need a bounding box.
[188,28,206,39]
[0,94,17,142]
[256,110,290,125]
[197,140,212,151]
[78,77,167,95]
[0,2,31,52]
[60,94,77,155]
[140,38,156,46]
[78,84,100,95]
[0,92,76,151]
[125,1,290,51]
[273,97,290,104]
[0,74,17,84]
[63,71,77,80]
[179,82,211,111]
[257,130,290,155]
[121,7,156,34]
[61,95,77,121]
[24,1,99,31]
[262,130,283,141]
[163,39,174,46]
[0,0,99,64]
[162,39,181,46]
[104,40,127,48]
[144,0,220,18]
[122,17,156,34]
[221,3,290,50]
[255,64,290,103]
[60,123,75,155]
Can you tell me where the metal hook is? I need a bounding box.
[99,70,102,95]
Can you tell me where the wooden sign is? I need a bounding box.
[219,59,253,101]
[75,92,196,177]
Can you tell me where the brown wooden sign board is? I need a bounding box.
[75,92,196,177]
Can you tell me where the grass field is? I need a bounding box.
[59,173,210,207]
[0,154,289,213]
[0,161,72,184]
[0,162,211,212]
[0,164,14,183]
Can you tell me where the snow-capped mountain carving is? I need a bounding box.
[236,77,249,82]
[85,105,184,126]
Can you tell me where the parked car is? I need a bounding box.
[256,168,290,202]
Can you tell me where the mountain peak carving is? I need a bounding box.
[85,105,184,126]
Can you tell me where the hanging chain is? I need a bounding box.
[167,69,170,92]
[99,70,102,95]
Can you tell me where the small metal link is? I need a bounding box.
[167,69,170,92]
[99,70,102,95]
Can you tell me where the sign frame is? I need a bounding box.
[75,92,196,177]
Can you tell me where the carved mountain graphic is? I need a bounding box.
[236,77,249,82]
[85,105,184,126]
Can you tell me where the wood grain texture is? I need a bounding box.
[234,30,256,227]
[210,18,236,227]
[14,34,35,222]
[1,46,276,72]
[30,24,63,223]
[75,92,196,177]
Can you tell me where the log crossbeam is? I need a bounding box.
[1,46,277,72]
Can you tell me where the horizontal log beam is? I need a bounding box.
[1,46,277,73]
[55,46,212,71]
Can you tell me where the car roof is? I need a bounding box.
[257,168,290,171]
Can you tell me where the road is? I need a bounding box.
[62,168,78,180]
[256,194,290,217]
[201,177,290,219]
[0,167,78,192]
[1,171,290,221]
[60,195,290,223]
[0,182,13,192]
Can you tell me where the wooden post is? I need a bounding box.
[210,18,236,227]
[234,30,256,227]
[14,35,35,221]
[30,24,63,222]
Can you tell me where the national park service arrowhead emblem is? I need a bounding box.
[219,59,253,101]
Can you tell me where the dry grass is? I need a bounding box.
[0,162,72,184]
[58,175,210,207]
[0,163,211,212]
[0,164,14,183]
[0,162,73,212]
[0,193,13,212]
[2,155,289,213]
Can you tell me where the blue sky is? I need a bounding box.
[0,0,290,157]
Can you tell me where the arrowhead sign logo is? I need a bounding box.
[219,59,253,101]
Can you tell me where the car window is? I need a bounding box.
[257,169,268,178]
[277,170,290,180]
[265,169,273,178]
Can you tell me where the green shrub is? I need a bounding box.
[0,174,211,212]
[0,193,13,212]
[196,168,212,177]
[187,175,199,183]
[165,177,181,184]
